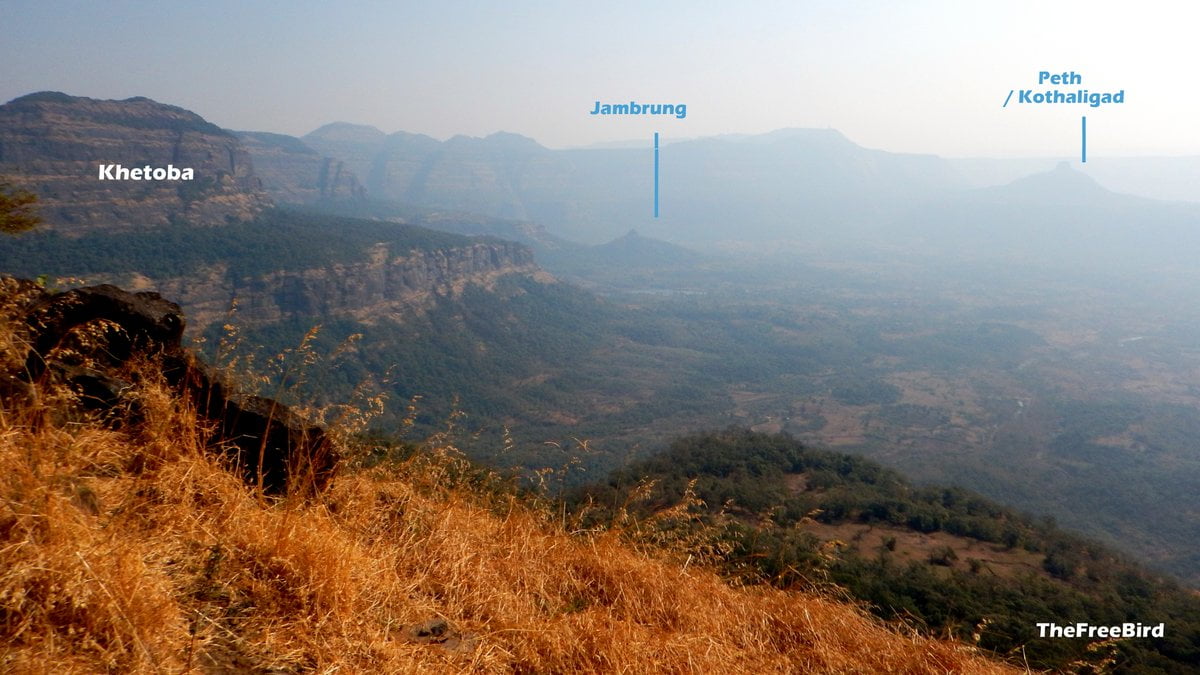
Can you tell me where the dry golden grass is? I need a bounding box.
[0,357,1023,672]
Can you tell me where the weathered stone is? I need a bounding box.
[145,240,540,330]
[3,278,337,494]
[404,617,479,654]
[408,618,449,639]
[22,284,184,379]
[0,92,271,233]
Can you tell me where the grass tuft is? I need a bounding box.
[0,319,1021,672]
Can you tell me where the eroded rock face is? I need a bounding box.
[0,91,271,232]
[2,278,337,495]
[238,131,366,204]
[146,240,541,330]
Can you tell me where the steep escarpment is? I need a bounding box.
[0,92,552,337]
[0,205,543,332]
[238,131,366,204]
[303,122,433,199]
[150,239,542,330]
[0,92,270,231]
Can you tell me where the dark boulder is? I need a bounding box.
[22,284,184,380]
[2,277,338,494]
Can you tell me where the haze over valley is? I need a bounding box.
[4,90,1200,588]
[5,4,1200,669]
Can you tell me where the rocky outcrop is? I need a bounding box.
[238,131,366,204]
[141,240,544,330]
[0,92,271,232]
[2,277,337,495]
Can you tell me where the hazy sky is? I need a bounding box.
[2,1,1196,157]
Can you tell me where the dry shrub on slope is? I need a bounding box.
[0,341,1020,672]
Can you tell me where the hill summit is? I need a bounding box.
[0,92,270,232]
[983,161,1117,205]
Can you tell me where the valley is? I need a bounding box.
[7,4,1200,671]
[569,252,1200,583]
[4,89,1200,671]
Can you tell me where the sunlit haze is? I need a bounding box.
[2,0,1196,156]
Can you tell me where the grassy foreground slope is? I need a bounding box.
[0,354,1013,671]
[574,429,1200,672]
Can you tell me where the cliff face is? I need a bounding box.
[0,92,555,341]
[136,240,543,331]
[238,131,366,204]
[301,122,394,196]
[0,92,271,232]
[303,126,553,220]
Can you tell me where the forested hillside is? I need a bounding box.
[572,429,1200,672]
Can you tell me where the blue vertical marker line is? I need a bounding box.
[652,130,662,214]
[1081,116,1087,163]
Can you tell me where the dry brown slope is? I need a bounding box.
[0,366,1020,671]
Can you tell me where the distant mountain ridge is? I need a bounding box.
[12,89,1193,250]
[298,124,968,244]
[893,162,1200,271]
[0,92,271,231]
[592,229,703,266]
[950,155,1200,204]
[977,161,1119,204]
[298,121,1200,254]
[536,228,705,289]
[0,91,560,343]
